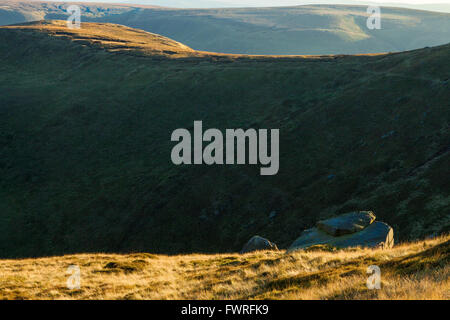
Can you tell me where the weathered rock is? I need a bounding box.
[240,235,278,254]
[317,211,376,236]
[287,228,334,251]
[334,221,394,249]
[288,221,394,252]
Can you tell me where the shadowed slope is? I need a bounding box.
[0,21,449,258]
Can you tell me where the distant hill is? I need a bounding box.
[1,2,450,54]
[0,21,449,258]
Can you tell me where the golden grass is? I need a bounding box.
[0,235,448,300]
[1,20,197,57]
[1,20,387,59]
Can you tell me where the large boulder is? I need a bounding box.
[288,221,394,252]
[240,235,278,254]
[317,211,376,236]
[287,228,335,252]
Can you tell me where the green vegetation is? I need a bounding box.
[0,21,449,258]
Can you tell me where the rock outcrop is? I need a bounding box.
[240,235,278,254]
[317,211,376,236]
[288,212,394,252]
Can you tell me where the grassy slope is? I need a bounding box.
[0,21,449,258]
[1,20,197,57]
[1,2,450,54]
[0,235,448,299]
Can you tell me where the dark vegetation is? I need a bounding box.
[0,21,449,258]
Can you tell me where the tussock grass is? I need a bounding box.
[0,235,448,300]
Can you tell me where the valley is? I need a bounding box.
[1,1,450,54]
[0,20,448,258]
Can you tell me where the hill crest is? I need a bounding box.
[1,2,450,55]
[1,19,407,59]
[2,20,198,57]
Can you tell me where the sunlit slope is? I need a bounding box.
[0,20,356,59]
[0,22,449,258]
[0,235,448,299]
[2,20,196,57]
[1,2,450,55]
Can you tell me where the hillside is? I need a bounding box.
[1,1,450,55]
[0,21,449,258]
[0,235,448,299]
[1,20,197,58]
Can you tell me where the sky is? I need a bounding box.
[49,0,450,12]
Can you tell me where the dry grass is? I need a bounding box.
[1,20,196,58]
[0,235,448,300]
[1,20,386,59]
